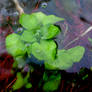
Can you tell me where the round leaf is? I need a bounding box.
[31,40,57,61]
[6,33,26,57]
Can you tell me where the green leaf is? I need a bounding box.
[19,13,39,30]
[33,12,64,25]
[31,40,57,61]
[26,44,32,57]
[45,46,85,70]
[20,30,37,43]
[43,74,61,91]
[25,83,32,89]
[43,15,64,25]
[67,46,85,62]
[41,25,60,39]
[12,72,24,90]
[6,33,26,57]
[32,12,47,23]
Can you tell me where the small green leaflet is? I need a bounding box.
[12,72,32,90]
[31,40,57,61]
[25,83,32,89]
[45,46,85,70]
[12,72,24,90]
[6,33,26,57]
[43,74,61,91]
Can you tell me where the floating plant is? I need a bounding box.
[5,12,85,91]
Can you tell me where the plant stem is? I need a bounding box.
[12,0,24,15]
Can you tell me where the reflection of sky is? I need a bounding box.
[38,0,92,72]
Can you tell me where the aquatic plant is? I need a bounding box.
[5,12,85,91]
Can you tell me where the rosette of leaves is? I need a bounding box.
[6,12,85,71]
[6,12,63,61]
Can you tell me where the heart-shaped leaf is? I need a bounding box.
[31,40,57,61]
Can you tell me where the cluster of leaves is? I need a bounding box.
[5,12,85,91]
[42,71,61,92]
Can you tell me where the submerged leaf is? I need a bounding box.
[25,83,32,89]
[31,40,57,61]
[43,74,61,91]
[6,33,26,57]
[45,46,85,70]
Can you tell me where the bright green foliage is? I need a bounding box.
[26,44,32,57]
[6,33,26,57]
[6,12,63,59]
[31,40,57,61]
[19,12,64,30]
[12,72,24,90]
[20,30,37,43]
[32,12,64,25]
[43,74,61,91]
[5,12,85,91]
[42,15,64,25]
[19,13,39,30]
[45,46,85,70]
[12,72,32,90]
[41,25,60,39]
